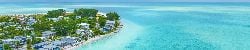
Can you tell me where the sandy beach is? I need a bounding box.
[64,24,122,50]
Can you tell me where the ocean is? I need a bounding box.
[1,2,250,50]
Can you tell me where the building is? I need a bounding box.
[51,40,64,47]
[106,20,115,25]
[27,17,37,25]
[17,15,26,24]
[24,26,34,30]
[2,39,17,45]
[0,22,7,26]
[75,16,81,19]
[76,29,85,35]
[42,44,60,50]
[15,25,22,30]
[14,36,27,45]
[58,16,64,20]
[75,29,93,38]
[48,18,59,22]
[34,37,77,50]
[60,37,77,46]
[102,20,116,32]
[42,31,56,38]
[77,23,89,29]
[76,23,93,38]
[2,39,18,48]
[17,15,25,21]
[33,42,49,49]
[97,12,107,17]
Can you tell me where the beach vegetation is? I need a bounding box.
[0,8,121,50]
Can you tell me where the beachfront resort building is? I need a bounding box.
[77,23,89,29]
[2,36,27,44]
[42,31,56,38]
[2,39,17,45]
[33,36,78,50]
[48,18,59,22]
[76,23,93,38]
[27,17,37,25]
[2,36,27,48]
[102,20,116,32]
[17,15,26,24]
[75,16,81,19]
[14,36,27,45]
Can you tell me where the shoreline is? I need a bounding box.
[0,11,120,50]
[0,12,104,16]
[64,23,123,50]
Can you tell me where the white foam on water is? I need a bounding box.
[76,19,144,50]
[65,4,138,8]
[142,6,250,13]
[0,8,66,15]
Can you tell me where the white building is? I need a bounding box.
[97,12,107,17]
[77,23,89,29]
[75,16,81,19]
[48,18,59,22]
[102,20,116,32]
[76,29,85,35]
[58,16,64,20]
[27,17,37,25]
[14,36,27,45]
[42,31,56,38]
[2,39,17,45]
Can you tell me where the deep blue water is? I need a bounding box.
[1,2,250,50]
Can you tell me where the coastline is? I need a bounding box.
[64,23,123,50]
[75,19,144,50]
[0,9,121,50]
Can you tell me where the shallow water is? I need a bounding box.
[1,2,250,50]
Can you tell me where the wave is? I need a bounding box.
[142,6,250,13]
[0,8,66,15]
[64,4,138,8]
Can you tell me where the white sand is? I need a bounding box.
[64,26,122,50]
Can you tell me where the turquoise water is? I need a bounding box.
[2,2,250,50]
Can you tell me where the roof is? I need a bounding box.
[61,37,77,43]
[2,39,17,41]
[77,23,89,26]
[35,37,46,39]
[14,36,26,40]
[42,31,56,36]
[35,42,49,46]
[48,18,59,22]
[106,20,115,24]
[51,40,63,46]
[18,15,24,17]
[58,16,63,18]
[14,36,25,38]
[43,44,58,49]
[42,31,56,34]
[76,29,86,34]
[97,12,107,17]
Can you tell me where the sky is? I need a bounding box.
[0,0,249,2]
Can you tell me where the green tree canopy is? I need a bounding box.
[0,16,10,22]
[98,16,107,28]
[46,9,66,18]
[53,19,77,36]
[106,12,120,21]
[3,44,11,50]
[74,8,98,17]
